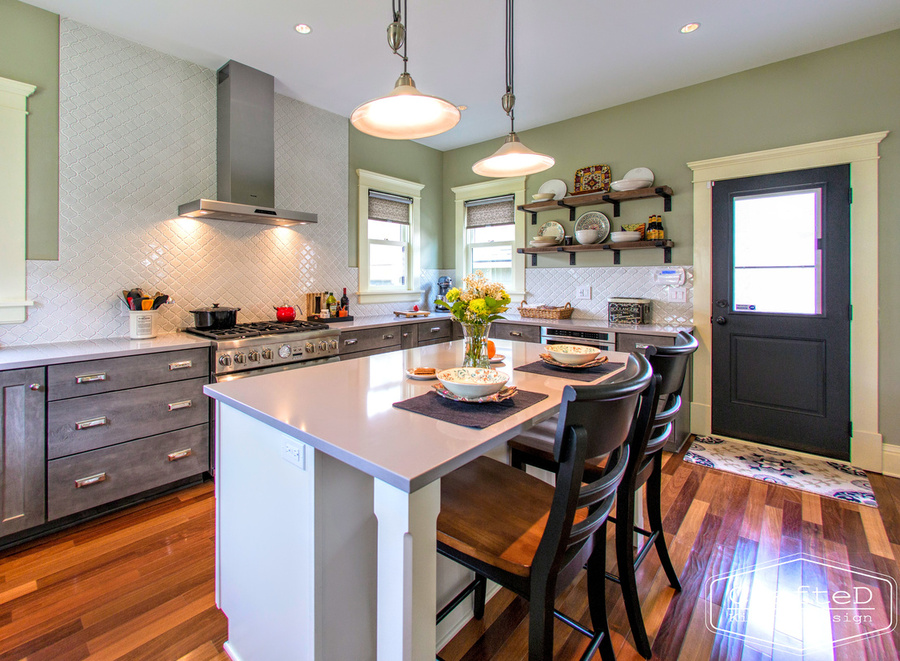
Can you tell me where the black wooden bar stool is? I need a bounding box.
[508,332,699,658]
[436,353,655,661]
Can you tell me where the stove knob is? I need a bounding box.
[233,353,245,364]
[248,350,260,362]
[329,339,338,351]
[261,348,273,360]
[318,341,328,352]
[278,344,292,359]
[218,355,232,367]
[305,342,315,354]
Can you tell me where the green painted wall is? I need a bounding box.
[347,126,444,269]
[0,0,59,260]
[442,29,900,446]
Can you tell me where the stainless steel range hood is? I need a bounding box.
[178,61,317,226]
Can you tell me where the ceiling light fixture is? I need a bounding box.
[472,0,554,178]
[680,22,700,34]
[350,0,460,140]
[294,23,312,34]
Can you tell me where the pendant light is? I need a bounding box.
[472,0,554,177]
[351,0,460,140]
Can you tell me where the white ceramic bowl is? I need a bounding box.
[546,344,602,365]
[532,192,555,201]
[609,231,641,243]
[437,367,509,398]
[575,229,600,244]
[610,178,653,192]
[531,235,558,244]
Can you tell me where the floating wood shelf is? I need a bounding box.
[519,186,673,223]
[517,239,674,265]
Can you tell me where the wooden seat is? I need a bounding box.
[508,331,699,659]
[436,353,655,661]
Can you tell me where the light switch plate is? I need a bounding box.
[576,286,592,300]
[668,287,687,303]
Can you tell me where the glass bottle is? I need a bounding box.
[326,292,337,318]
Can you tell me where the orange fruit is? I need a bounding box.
[486,340,496,359]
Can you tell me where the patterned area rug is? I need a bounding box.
[683,436,877,507]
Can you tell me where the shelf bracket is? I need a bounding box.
[602,195,621,217]
[527,211,539,225]
[655,187,672,212]
[569,252,577,265]
[663,246,672,263]
[531,254,538,266]
[612,249,621,265]
[559,202,576,222]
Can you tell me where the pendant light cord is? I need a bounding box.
[392,0,409,74]
[505,0,515,132]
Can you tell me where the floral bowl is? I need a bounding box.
[546,344,602,365]
[436,367,509,399]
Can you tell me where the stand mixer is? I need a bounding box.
[435,276,452,312]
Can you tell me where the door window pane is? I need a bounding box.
[732,189,822,314]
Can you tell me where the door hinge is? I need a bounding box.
[849,188,853,204]
[849,304,853,321]
[849,420,853,437]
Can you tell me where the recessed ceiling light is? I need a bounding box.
[457,105,468,111]
[295,24,312,34]
[680,22,700,34]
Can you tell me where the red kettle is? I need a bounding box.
[274,305,298,322]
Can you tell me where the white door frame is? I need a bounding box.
[687,131,888,472]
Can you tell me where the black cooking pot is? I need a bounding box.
[190,304,240,330]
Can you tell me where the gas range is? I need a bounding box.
[186,321,341,377]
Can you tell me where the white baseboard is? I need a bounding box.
[882,444,900,478]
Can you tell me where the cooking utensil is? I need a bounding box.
[190,304,240,330]
[274,305,298,322]
[152,294,169,310]
[141,298,153,311]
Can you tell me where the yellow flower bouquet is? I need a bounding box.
[435,271,510,367]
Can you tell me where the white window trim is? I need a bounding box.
[357,169,424,304]
[0,76,37,324]
[687,131,888,472]
[452,177,526,305]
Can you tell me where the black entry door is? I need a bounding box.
[711,165,851,460]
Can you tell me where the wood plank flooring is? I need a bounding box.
[0,447,898,660]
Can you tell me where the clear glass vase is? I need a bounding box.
[460,322,492,368]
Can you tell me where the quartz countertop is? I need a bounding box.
[0,333,212,371]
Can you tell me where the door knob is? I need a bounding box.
[715,316,727,325]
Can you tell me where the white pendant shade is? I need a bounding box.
[472,133,555,178]
[351,74,460,140]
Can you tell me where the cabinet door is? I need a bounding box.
[400,324,417,349]
[490,322,541,343]
[0,367,46,537]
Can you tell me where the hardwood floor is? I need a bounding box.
[1,448,898,660]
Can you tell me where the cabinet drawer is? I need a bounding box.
[48,348,209,401]
[416,320,451,344]
[48,377,209,459]
[615,333,675,354]
[47,424,209,520]
[400,324,417,350]
[490,322,540,343]
[339,327,401,354]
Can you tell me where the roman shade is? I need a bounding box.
[368,190,412,225]
[465,195,515,229]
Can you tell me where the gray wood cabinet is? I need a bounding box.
[416,319,452,346]
[339,327,401,358]
[490,321,541,343]
[0,368,46,537]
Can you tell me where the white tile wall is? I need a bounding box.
[524,266,694,326]
[0,20,416,347]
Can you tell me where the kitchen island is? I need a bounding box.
[204,340,629,661]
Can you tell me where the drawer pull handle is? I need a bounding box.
[402,332,410,338]
[167,400,193,411]
[167,448,193,462]
[75,416,108,430]
[168,360,193,371]
[430,327,441,333]
[635,343,651,350]
[344,339,358,346]
[509,331,522,337]
[29,383,42,391]
[383,334,394,340]
[75,372,107,384]
[75,473,107,489]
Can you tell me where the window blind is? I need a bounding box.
[465,195,515,229]
[369,190,412,225]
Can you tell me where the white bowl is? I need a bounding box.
[610,178,653,192]
[437,367,509,398]
[532,192,555,201]
[609,231,641,243]
[623,167,654,184]
[575,229,600,244]
[546,344,602,365]
[531,236,558,244]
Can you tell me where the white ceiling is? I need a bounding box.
[21,0,900,151]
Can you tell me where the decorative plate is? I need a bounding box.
[574,212,611,242]
[490,354,506,364]
[406,368,437,380]
[539,353,610,370]
[432,383,518,404]
[573,164,611,194]
[623,167,654,184]
[537,179,568,200]
[537,221,565,243]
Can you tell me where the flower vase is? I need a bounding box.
[461,322,492,368]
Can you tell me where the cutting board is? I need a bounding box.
[393,310,431,317]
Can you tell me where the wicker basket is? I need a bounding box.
[517,302,574,320]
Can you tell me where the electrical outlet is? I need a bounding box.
[576,285,592,300]
[668,287,687,303]
[281,440,306,470]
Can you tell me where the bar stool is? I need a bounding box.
[508,332,699,658]
[436,353,655,661]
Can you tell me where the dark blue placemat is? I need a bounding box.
[514,360,625,382]
[393,389,549,429]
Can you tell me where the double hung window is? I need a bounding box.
[464,196,515,288]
